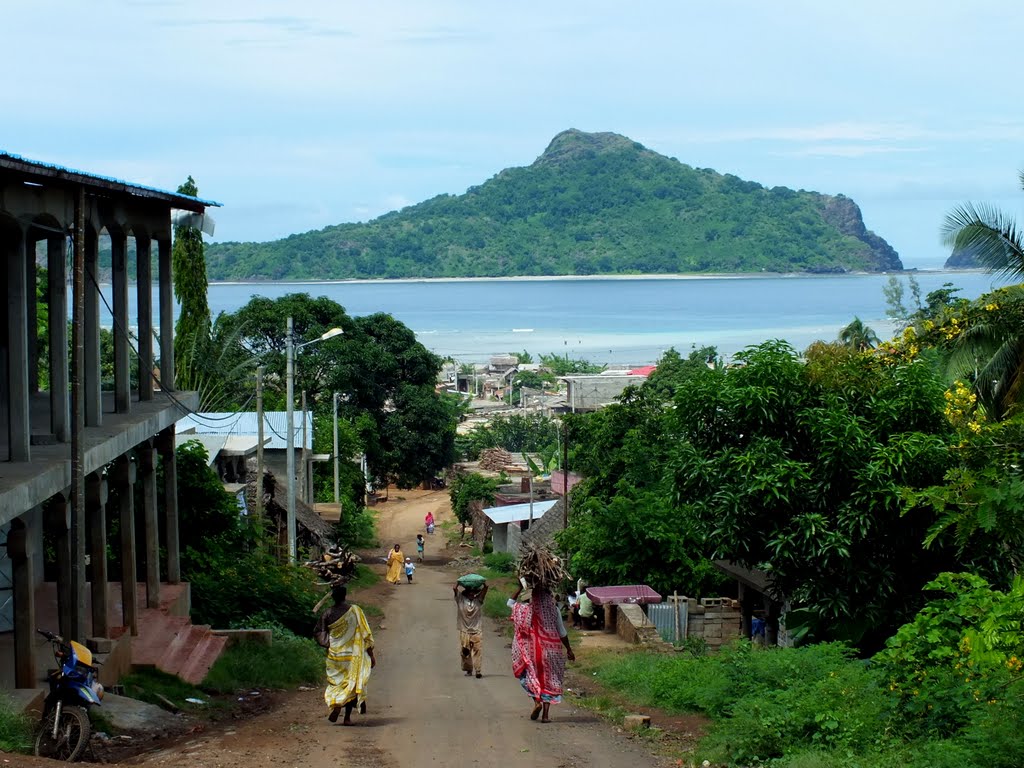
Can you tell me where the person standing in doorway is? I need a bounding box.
[454,582,488,678]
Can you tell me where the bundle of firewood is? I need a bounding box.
[304,545,361,587]
[517,541,568,590]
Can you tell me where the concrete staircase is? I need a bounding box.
[130,606,228,686]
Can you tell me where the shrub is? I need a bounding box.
[483,551,515,573]
[202,624,324,692]
[189,550,322,637]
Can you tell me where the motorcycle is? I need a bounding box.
[34,629,103,762]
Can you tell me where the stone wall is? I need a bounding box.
[682,597,742,650]
[615,604,661,645]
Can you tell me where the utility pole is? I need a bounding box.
[255,365,264,519]
[562,417,570,531]
[285,316,296,561]
[300,390,308,503]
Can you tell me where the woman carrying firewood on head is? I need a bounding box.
[508,546,575,723]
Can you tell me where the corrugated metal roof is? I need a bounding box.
[176,411,313,450]
[483,499,558,525]
[0,151,221,210]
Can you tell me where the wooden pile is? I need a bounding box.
[478,447,516,471]
[303,545,361,587]
[517,541,568,590]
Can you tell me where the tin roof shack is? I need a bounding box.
[177,411,318,502]
[713,560,791,647]
[559,373,650,412]
[482,499,558,556]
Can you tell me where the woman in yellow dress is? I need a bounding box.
[316,584,376,725]
[385,543,404,584]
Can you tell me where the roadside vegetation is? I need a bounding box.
[203,625,324,693]
[0,693,33,753]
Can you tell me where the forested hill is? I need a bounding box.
[205,129,902,280]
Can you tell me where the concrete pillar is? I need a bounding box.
[738,583,753,640]
[113,455,138,635]
[26,239,38,395]
[47,236,69,441]
[86,473,109,638]
[45,495,74,638]
[8,518,37,688]
[157,426,180,583]
[603,603,617,634]
[84,228,101,426]
[138,441,160,608]
[111,231,131,414]
[157,238,174,391]
[7,231,30,461]
[136,236,154,401]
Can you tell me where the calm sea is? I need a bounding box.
[96,272,1010,365]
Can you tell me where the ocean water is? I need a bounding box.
[96,272,1010,365]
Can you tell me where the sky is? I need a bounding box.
[5,1,1022,269]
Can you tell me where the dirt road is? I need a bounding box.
[131,490,666,768]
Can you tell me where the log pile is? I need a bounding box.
[478,447,517,472]
[516,541,568,590]
[304,545,361,587]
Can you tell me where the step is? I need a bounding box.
[131,614,191,667]
[156,624,208,677]
[178,633,228,686]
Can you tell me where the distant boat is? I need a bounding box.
[512,328,534,332]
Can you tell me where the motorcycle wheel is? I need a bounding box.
[34,705,91,762]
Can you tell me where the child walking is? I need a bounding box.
[404,557,416,583]
[416,534,425,562]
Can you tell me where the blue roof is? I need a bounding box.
[177,412,313,450]
[0,151,221,208]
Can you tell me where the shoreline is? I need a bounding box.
[207,269,979,287]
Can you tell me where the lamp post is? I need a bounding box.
[285,318,343,561]
[332,391,340,505]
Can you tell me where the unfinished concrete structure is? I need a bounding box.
[0,152,216,693]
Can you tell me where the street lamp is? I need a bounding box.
[332,391,341,505]
[286,318,343,561]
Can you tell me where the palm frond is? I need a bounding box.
[941,202,1024,279]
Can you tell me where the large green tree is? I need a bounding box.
[670,341,964,646]
[215,293,458,489]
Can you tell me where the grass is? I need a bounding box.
[347,563,381,590]
[120,668,226,716]
[202,628,324,693]
[0,692,33,754]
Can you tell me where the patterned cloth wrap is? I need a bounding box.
[511,591,566,704]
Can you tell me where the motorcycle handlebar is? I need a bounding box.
[36,629,59,642]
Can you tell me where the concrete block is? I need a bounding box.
[87,636,115,654]
[624,714,651,730]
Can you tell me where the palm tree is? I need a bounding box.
[837,317,880,351]
[941,171,1024,420]
[942,170,1024,278]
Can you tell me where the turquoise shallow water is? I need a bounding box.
[96,272,1010,365]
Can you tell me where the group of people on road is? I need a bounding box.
[317,511,575,726]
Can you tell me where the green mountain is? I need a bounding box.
[206,129,902,280]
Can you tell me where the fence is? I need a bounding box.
[647,600,688,644]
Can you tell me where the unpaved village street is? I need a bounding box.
[110,490,668,768]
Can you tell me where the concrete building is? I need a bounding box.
[559,373,650,412]
[0,153,217,693]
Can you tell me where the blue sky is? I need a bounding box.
[6,1,1022,269]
